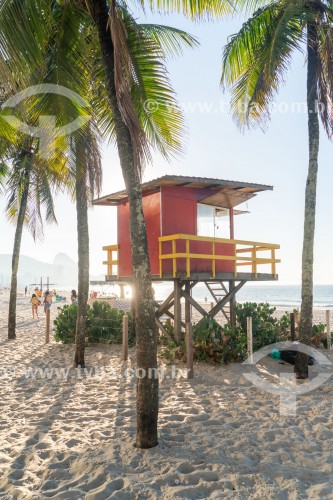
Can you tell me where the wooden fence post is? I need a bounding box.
[186,322,193,379]
[45,309,50,344]
[122,315,129,361]
[247,316,253,362]
[290,313,295,341]
[326,310,331,351]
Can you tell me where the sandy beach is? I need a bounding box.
[1,293,333,499]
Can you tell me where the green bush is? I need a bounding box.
[312,322,326,335]
[159,318,244,364]
[193,317,223,343]
[54,303,82,344]
[159,342,183,362]
[235,302,281,351]
[159,317,223,346]
[221,323,248,362]
[88,301,133,344]
[159,302,295,365]
[279,313,291,335]
[159,318,177,344]
[53,301,133,345]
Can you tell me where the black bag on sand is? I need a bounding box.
[279,350,315,366]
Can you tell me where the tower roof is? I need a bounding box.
[93,175,273,208]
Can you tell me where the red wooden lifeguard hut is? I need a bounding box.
[93,175,280,336]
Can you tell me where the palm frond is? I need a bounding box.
[66,124,102,203]
[136,0,235,19]
[5,147,33,223]
[5,140,66,240]
[0,160,8,191]
[139,24,199,58]
[317,20,333,138]
[118,6,188,158]
[222,2,306,129]
[0,0,51,86]
[111,3,152,173]
[233,0,272,15]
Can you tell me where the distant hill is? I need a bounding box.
[0,253,104,288]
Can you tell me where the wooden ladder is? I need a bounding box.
[204,280,231,323]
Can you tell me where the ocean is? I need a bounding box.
[88,282,333,310]
[153,284,333,310]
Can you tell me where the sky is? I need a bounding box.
[0,9,332,285]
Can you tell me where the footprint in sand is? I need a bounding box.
[35,442,50,450]
[177,471,220,486]
[65,438,81,448]
[8,469,25,480]
[85,478,125,499]
[166,414,187,422]
[188,413,210,422]
[37,450,52,460]
[175,462,195,474]
[163,434,186,443]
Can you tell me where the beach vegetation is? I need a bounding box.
[160,302,293,364]
[54,303,79,344]
[234,302,290,350]
[159,324,247,365]
[54,301,134,345]
[193,317,223,343]
[311,322,326,335]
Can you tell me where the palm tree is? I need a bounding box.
[67,128,102,367]
[5,142,65,339]
[221,0,333,378]
[6,146,33,340]
[51,0,198,447]
[89,2,184,448]
[37,4,104,367]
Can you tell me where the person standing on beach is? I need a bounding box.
[30,293,39,319]
[34,287,42,307]
[25,286,27,296]
[43,290,53,314]
[71,290,78,304]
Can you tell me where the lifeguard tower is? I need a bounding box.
[92,175,280,339]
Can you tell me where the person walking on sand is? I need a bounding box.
[30,293,39,319]
[71,289,77,304]
[43,290,53,314]
[25,286,27,296]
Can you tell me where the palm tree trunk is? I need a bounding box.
[74,145,89,368]
[295,22,320,379]
[8,179,30,339]
[93,0,158,448]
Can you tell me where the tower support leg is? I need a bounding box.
[229,280,236,330]
[185,282,191,325]
[174,279,182,344]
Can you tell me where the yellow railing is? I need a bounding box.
[103,245,119,277]
[159,234,280,279]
